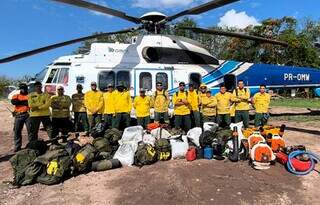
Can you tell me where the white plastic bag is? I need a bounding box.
[203,122,219,132]
[142,134,156,146]
[170,135,188,159]
[121,126,143,143]
[150,128,171,139]
[186,127,202,147]
[113,142,138,166]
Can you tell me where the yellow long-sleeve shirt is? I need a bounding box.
[188,90,200,111]
[173,91,191,115]
[84,90,104,115]
[152,90,169,113]
[103,91,115,115]
[133,96,151,118]
[71,93,86,113]
[232,88,250,111]
[113,91,132,113]
[50,95,71,118]
[28,92,51,117]
[201,96,217,116]
[253,92,270,113]
[198,92,207,112]
[215,92,232,115]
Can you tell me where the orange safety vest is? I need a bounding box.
[12,94,29,113]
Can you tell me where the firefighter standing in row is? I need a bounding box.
[133,88,152,129]
[71,84,89,132]
[103,84,115,129]
[153,82,170,124]
[201,90,217,123]
[215,84,232,127]
[50,85,72,138]
[253,84,271,127]
[232,80,250,128]
[188,84,201,127]
[84,81,103,131]
[11,83,30,152]
[173,82,191,132]
[28,81,52,140]
[112,82,132,129]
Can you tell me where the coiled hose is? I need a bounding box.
[287,150,320,175]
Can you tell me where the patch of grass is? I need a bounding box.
[271,115,320,122]
[270,98,320,108]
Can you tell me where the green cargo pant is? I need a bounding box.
[137,116,150,129]
[87,114,102,131]
[29,116,53,140]
[174,114,191,132]
[202,115,216,123]
[13,112,30,151]
[191,111,201,127]
[217,114,231,128]
[74,112,89,132]
[235,110,249,128]
[112,113,130,130]
[104,114,114,129]
[154,112,169,124]
[254,113,268,127]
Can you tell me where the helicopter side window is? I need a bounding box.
[156,72,168,90]
[189,73,201,89]
[98,71,115,91]
[46,68,57,83]
[57,68,69,85]
[116,71,130,89]
[139,72,152,90]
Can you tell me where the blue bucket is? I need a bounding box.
[204,146,213,159]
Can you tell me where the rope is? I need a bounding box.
[287,150,320,176]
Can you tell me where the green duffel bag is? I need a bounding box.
[104,128,123,144]
[74,144,97,173]
[154,138,172,161]
[91,159,122,172]
[37,156,72,185]
[9,149,38,186]
[35,149,68,165]
[134,143,157,167]
[93,137,112,153]
[214,128,233,142]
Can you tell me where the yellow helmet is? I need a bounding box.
[200,83,207,88]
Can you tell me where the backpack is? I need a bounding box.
[250,143,275,170]
[91,123,106,138]
[74,144,98,173]
[155,90,167,100]
[199,130,216,147]
[93,137,112,153]
[154,138,172,161]
[134,143,157,167]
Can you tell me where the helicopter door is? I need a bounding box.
[223,74,237,92]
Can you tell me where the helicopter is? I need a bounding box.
[1,0,320,99]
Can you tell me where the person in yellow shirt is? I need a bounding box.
[232,80,251,128]
[84,81,103,131]
[28,81,53,140]
[215,84,232,127]
[72,84,89,132]
[103,84,115,129]
[201,90,217,123]
[188,84,201,127]
[152,82,170,124]
[133,89,152,129]
[173,82,191,132]
[112,83,132,130]
[50,86,72,138]
[252,84,271,127]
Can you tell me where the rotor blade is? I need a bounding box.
[179,27,288,46]
[0,27,141,64]
[165,0,239,22]
[53,0,141,24]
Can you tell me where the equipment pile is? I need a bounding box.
[9,122,319,187]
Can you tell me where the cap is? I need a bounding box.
[206,90,211,93]
[139,88,146,92]
[179,82,185,86]
[117,81,126,88]
[76,84,83,89]
[189,84,194,88]
[19,83,28,89]
[107,83,113,88]
[156,82,162,86]
[200,83,207,88]
[34,81,42,86]
[57,85,64,90]
[91,81,97,86]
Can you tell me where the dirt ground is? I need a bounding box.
[0,101,319,205]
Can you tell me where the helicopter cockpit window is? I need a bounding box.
[35,68,48,82]
[139,72,152,90]
[98,71,115,91]
[56,68,69,84]
[46,68,57,83]
[116,71,130,89]
[189,73,201,89]
[156,72,168,90]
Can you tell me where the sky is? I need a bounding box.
[0,0,320,78]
